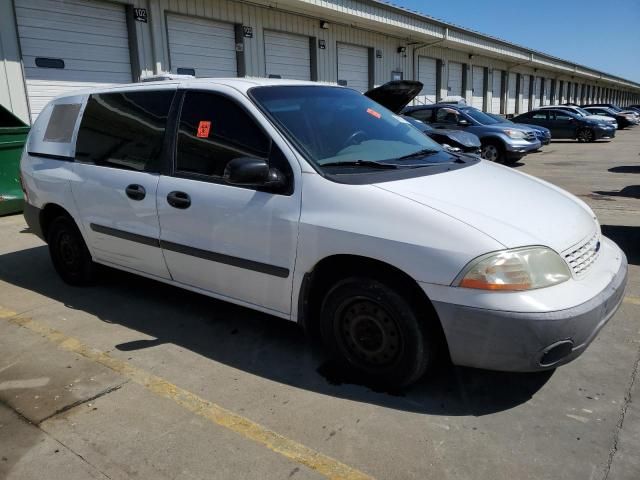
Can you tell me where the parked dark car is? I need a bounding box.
[364,81,482,156]
[484,112,551,146]
[512,108,616,142]
[582,106,636,129]
[402,103,540,164]
[583,103,640,121]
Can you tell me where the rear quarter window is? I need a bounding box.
[75,90,175,172]
[43,104,81,143]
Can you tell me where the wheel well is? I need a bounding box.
[40,204,72,241]
[299,255,448,354]
[481,137,505,149]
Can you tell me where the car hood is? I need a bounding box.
[585,115,614,123]
[374,160,596,252]
[365,81,423,113]
[517,123,550,135]
[429,128,481,147]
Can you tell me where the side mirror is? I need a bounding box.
[223,157,285,190]
[458,118,470,126]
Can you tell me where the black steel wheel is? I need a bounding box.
[47,216,96,285]
[320,277,436,387]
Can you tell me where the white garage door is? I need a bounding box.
[448,62,463,97]
[491,70,502,113]
[532,77,542,108]
[264,31,310,81]
[167,14,237,78]
[337,43,369,92]
[543,78,551,105]
[520,75,530,112]
[417,56,437,104]
[471,66,484,109]
[507,72,517,114]
[14,0,132,122]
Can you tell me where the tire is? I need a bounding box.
[47,215,97,286]
[319,277,437,388]
[481,141,504,163]
[577,128,595,143]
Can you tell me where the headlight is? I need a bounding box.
[455,247,571,291]
[504,129,526,139]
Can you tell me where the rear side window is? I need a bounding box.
[43,104,81,143]
[75,90,175,172]
[176,91,270,178]
[531,112,547,119]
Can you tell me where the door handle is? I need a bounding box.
[125,184,146,201]
[167,191,191,209]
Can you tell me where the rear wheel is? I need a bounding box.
[47,216,97,286]
[320,277,436,388]
[481,141,504,163]
[577,128,595,143]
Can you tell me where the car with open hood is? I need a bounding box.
[20,77,627,387]
[364,81,481,155]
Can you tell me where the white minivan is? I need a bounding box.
[20,78,627,387]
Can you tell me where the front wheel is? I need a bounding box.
[47,216,97,286]
[320,277,437,388]
[481,141,504,163]
[577,128,595,143]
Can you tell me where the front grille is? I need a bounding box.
[563,231,600,277]
[524,132,536,141]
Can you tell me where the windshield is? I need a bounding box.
[462,108,503,125]
[250,86,445,169]
[485,112,512,124]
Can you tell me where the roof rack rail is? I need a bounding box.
[140,73,194,82]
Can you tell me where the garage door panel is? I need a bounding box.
[507,72,517,114]
[491,70,502,113]
[16,0,123,18]
[15,0,132,121]
[448,62,463,96]
[19,39,130,62]
[17,12,127,33]
[167,14,237,78]
[417,56,437,103]
[337,43,369,92]
[471,66,484,109]
[265,31,310,81]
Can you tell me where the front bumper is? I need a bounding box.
[594,126,616,140]
[504,139,541,158]
[431,248,628,372]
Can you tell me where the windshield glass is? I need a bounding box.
[250,86,445,168]
[572,107,590,117]
[485,112,511,124]
[462,108,502,125]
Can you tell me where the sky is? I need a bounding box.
[393,0,640,83]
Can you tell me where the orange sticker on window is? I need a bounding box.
[197,121,211,138]
[366,108,382,119]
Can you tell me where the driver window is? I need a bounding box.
[436,108,459,124]
[176,91,270,178]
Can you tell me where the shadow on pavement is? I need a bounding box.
[594,186,640,199]
[601,225,640,266]
[0,245,553,417]
[608,166,640,174]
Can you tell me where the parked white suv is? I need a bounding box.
[20,78,627,387]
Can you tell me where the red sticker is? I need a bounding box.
[197,120,211,138]
[366,108,381,119]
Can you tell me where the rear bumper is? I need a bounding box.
[431,250,628,372]
[23,202,44,241]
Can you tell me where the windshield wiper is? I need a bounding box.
[395,148,441,160]
[321,160,400,169]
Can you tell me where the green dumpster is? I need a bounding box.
[0,104,29,216]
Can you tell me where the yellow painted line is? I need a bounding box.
[624,296,640,306]
[0,308,373,480]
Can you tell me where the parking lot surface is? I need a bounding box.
[1,131,639,480]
